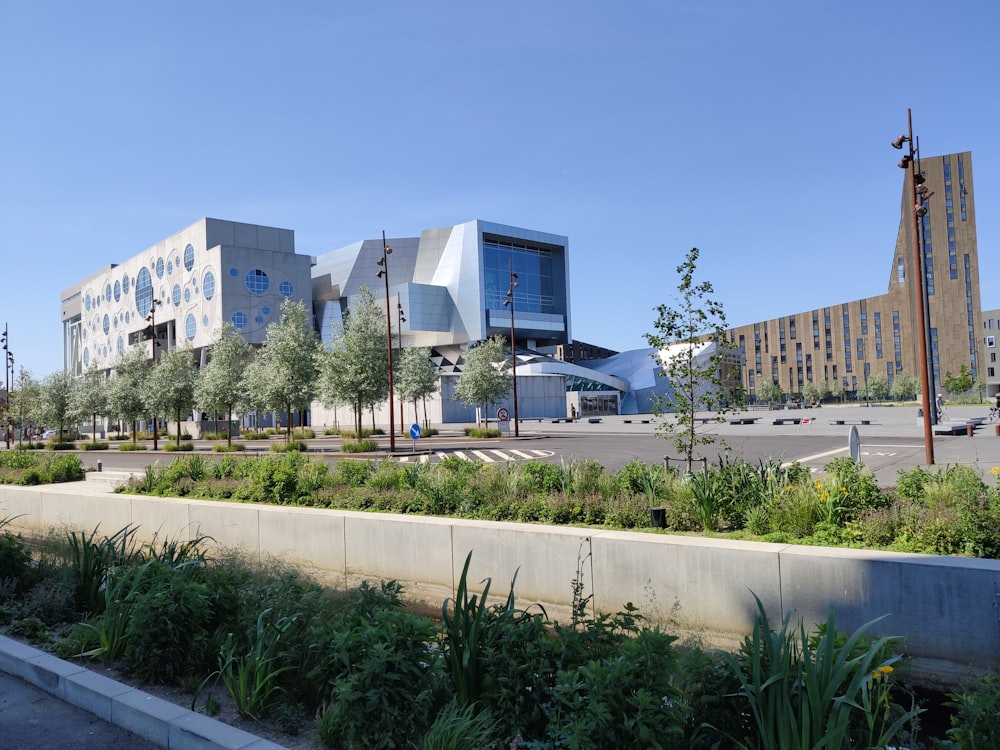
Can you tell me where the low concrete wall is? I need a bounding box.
[3,481,998,687]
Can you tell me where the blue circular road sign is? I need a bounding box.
[409,423,421,440]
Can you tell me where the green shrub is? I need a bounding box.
[124,562,214,682]
[715,594,920,749]
[212,442,245,452]
[945,675,1000,748]
[79,441,109,451]
[543,628,685,748]
[163,442,194,452]
[315,608,443,748]
[118,442,147,451]
[341,439,378,453]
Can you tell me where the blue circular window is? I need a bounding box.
[135,267,153,318]
[261,306,270,315]
[245,269,269,294]
[114,280,121,301]
[85,294,91,312]
[102,314,110,334]
[172,284,181,306]
[117,336,124,354]
[167,260,173,276]
[229,267,238,277]
[255,315,264,324]
[155,257,165,279]
[279,280,294,297]
[184,287,191,303]
[232,312,247,329]
[202,314,209,328]
[203,271,215,300]
[124,311,130,324]
[185,314,196,340]
[122,275,130,295]
[83,348,90,367]
[184,244,195,271]
[105,284,112,302]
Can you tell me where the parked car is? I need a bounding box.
[39,430,58,440]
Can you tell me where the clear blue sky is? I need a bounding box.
[2,1,998,378]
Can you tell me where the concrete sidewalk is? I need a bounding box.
[0,636,285,749]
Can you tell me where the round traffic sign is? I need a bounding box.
[497,407,509,422]
[409,423,421,440]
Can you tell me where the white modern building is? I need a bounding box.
[61,218,313,375]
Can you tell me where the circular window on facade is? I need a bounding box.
[85,294,91,312]
[156,257,165,279]
[122,275,130,296]
[105,283,112,302]
[255,315,264,324]
[245,269,269,294]
[125,311,130,323]
[232,311,247,329]
[135,267,154,318]
[202,314,209,328]
[113,315,118,329]
[184,244,195,271]
[167,260,173,276]
[185,314,196,340]
[229,267,238,277]
[117,336,124,354]
[172,284,181,306]
[184,287,191,303]
[261,306,270,316]
[114,280,121,301]
[203,271,215,300]
[102,314,110,335]
[83,348,90,367]
[279,280,294,297]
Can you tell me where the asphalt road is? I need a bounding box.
[69,404,1000,488]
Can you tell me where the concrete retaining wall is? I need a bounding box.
[3,481,998,687]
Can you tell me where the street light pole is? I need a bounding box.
[892,108,935,465]
[146,299,162,451]
[377,231,396,452]
[503,259,520,437]
[1,324,10,449]
[397,300,406,436]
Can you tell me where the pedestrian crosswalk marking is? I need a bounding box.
[394,448,553,464]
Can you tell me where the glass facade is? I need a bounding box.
[483,239,555,313]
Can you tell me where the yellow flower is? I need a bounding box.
[878,665,894,674]
[991,466,999,477]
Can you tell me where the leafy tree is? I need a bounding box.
[890,372,919,402]
[38,370,76,440]
[756,380,782,406]
[248,298,320,439]
[315,286,388,438]
[396,346,439,430]
[8,368,40,443]
[145,347,198,446]
[645,248,739,474]
[70,366,109,442]
[195,323,252,446]
[108,346,151,443]
[452,336,511,430]
[830,380,845,402]
[943,364,974,396]
[864,373,890,402]
[802,380,831,406]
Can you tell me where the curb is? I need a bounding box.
[0,636,285,750]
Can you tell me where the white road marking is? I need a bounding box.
[782,446,847,468]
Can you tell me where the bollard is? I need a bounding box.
[650,507,666,528]
[967,424,974,438]
[97,460,102,472]
[996,424,1000,438]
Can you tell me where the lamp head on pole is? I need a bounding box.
[898,155,912,169]
[891,134,910,149]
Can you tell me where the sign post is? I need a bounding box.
[497,408,510,436]
[409,423,421,452]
